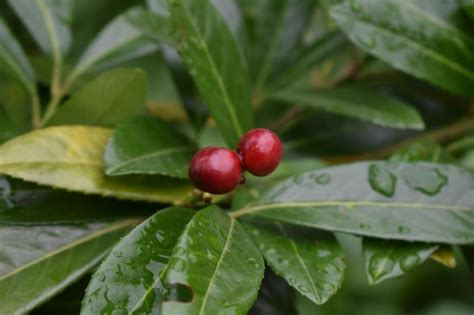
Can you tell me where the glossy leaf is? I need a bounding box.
[363,238,438,285]
[0,177,152,225]
[362,142,455,284]
[8,0,72,56]
[104,116,195,178]
[161,206,264,314]
[73,6,159,77]
[81,207,195,315]
[166,0,253,147]
[231,162,474,244]
[0,126,192,203]
[0,18,36,96]
[330,0,474,97]
[268,87,424,130]
[0,219,136,314]
[245,222,345,304]
[48,68,148,127]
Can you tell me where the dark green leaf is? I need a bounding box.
[72,6,159,78]
[330,0,474,97]
[0,177,152,225]
[248,0,316,90]
[8,0,72,56]
[161,206,264,314]
[231,162,474,244]
[0,18,36,96]
[361,141,455,285]
[270,31,350,89]
[363,238,438,285]
[104,116,195,178]
[81,207,195,315]
[268,87,424,130]
[0,219,136,314]
[166,0,253,147]
[390,141,455,163]
[0,126,192,203]
[462,0,474,20]
[48,68,148,127]
[245,222,345,305]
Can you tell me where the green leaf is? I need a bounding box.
[363,238,438,285]
[249,0,316,90]
[245,222,345,305]
[462,0,474,20]
[73,6,159,78]
[231,162,474,244]
[161,206,264,314]
[0,219,136,314]
[0,126,192,203]
[81,207,195,315]
[268,87,425,130]
[0,18,36,96]
[48,68,148,127]
[104,116,195,178]
[330,0,474,97]
[123,6,175,44]
[166,0,253,147]
[8,0,72,56]
[390,141,455,163]
[0,177,152,225]
[270,31,350,89]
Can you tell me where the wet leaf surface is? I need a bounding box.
[81,207,195,315]
[232,162,474,244]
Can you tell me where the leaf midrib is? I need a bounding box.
[178,1,244,139]
[277,223,321,303]
[106,146,193,174]
[331,7,474,81]
[230,200,473,218]
[199,218,236,315]
[0,220,136,282]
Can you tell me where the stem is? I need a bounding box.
[40,63,63,126]
[31,95,41,129]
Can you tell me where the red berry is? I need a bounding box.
[188,147,242,194]
[237,128,282,176]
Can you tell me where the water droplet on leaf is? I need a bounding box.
[368,164,397,197]
[400,255,420,271]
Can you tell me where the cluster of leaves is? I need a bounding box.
[0,0,474,314]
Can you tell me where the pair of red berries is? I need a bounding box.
[188,128,283,194]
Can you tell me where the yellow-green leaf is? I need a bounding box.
[0,126,192,203]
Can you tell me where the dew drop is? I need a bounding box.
[175,246,186,256]
[298,285,310,293]
[398,226,411,234]
[95,272,106,282]
[400,166,448,196]
[114,251,123,258]
[170,258,186,272]
[400,255,420,272]
[359,223,370,230]
[288,277,297,286]
[356,33,376,49]
[369,254,395,280]
[293,174,305,185]
[314,173,331,185]
[368,164,397,197]
[350,0,362,12]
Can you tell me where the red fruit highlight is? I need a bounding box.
[188,147,242,194]
[237,128,282,176]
